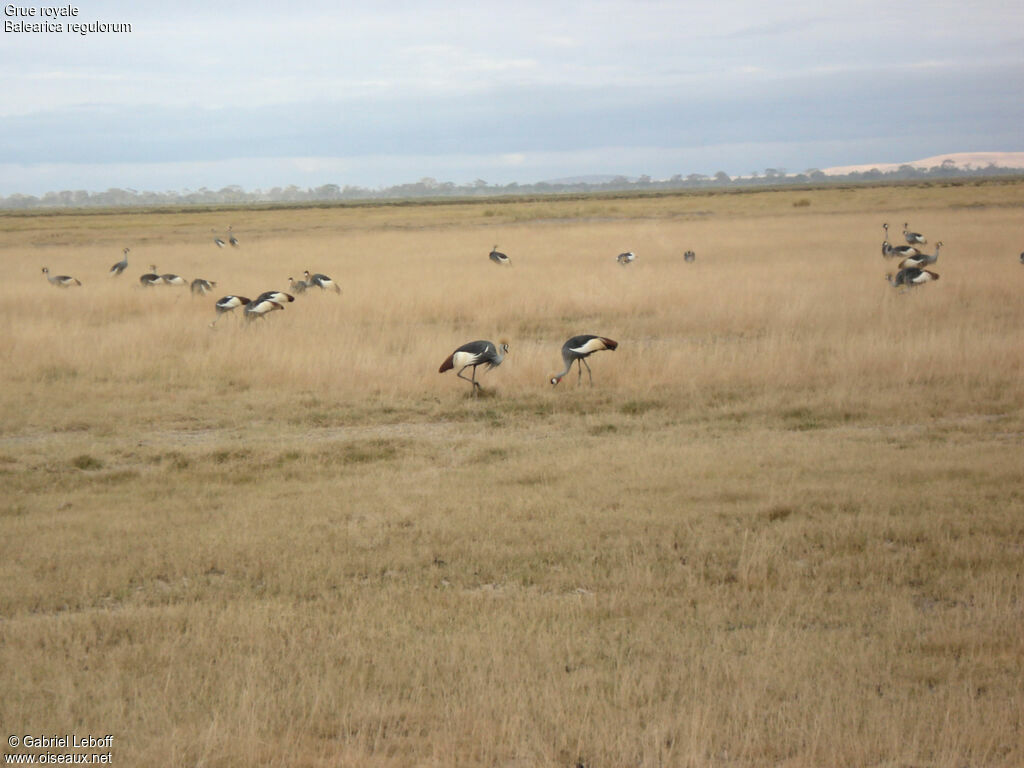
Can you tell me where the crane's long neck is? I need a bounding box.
[554,354,575,381]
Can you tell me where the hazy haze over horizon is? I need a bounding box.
[2,0,1022,196]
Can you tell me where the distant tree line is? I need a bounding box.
[2,161,1022,210]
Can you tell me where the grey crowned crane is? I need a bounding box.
[228,226,239,247]
[890,244,920,259]
[289,276,310,294]
[213,229,226,248]
[882,223,920,259]
[160,272,188,287]
[110,248,129,276]
[439,340,508,396]
[903,222,926,245]
[244,298,284,320]
[616,251,636,265]
[211,295,251,325]
[899,242,942,270]
[886,268,940,290]
[304,270,341,293]
[41,267,81,287]
[190,278,217,296]
[883,242,921,259]
[550,335,618,386]
[684,250,696,262]
[1019,252,1024,265]
[140,266,163,287]
[254,290,294,305]
[489,246,511,265]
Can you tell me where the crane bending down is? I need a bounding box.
[210,295,251,326]
[489,246,511,265]
[244,298,284,320]
[550,335,618,386]
[190,278,216,296]
[886,268,940,290]
[439,340,508,396]
[254,290,294,306]
[140,266,163,287]
[616,251,636,265]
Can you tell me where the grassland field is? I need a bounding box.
[1,180,1023,767]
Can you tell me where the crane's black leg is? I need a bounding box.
[457,365,481,396]
[582,358,593,385]
[576,359,583,385]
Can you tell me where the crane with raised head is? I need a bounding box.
[883,223,920,259]
[903,222,926,245]
[899,242,942,270]
[110,248,129,276]
[304,270,341,293]
[42,267,81,287]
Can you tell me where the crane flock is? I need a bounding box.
[38,214,1015,393]
[883,221,948,292]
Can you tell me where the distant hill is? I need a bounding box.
[540,174,635,185]
[822,151,1024,176]
[4,152,1023,210]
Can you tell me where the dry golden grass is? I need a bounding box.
[2,181,1023,767]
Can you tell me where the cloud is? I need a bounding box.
[1,1,1022,195]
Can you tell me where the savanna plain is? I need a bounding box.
[1,181,1023,767]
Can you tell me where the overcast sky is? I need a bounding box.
[1,0,1022,195]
